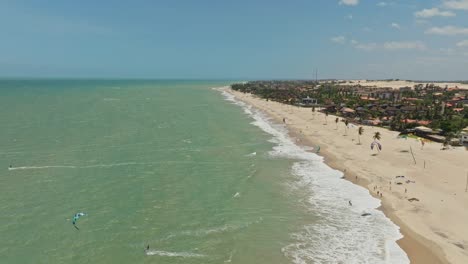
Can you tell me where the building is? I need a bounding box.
[301,96,318,105]
[461,127,468,144]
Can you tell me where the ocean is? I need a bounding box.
[0,80,408,263]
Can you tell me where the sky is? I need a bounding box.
[0,0,467,80]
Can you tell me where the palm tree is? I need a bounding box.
[358,127,364,144]
[312,106,316,120]
[335,117,339,129]
[344,120,349,136]
[373,131,381,141]
[442,133,454,150]
[324,112,328,125]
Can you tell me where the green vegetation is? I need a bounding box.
[231,81,468,136]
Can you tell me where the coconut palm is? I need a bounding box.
[373,131,381,141]
[358,126,364,144]
[344,120,349,135]
[312,106,316,120]
[324,112,328,125]
[335,117,339,129]
[442,133,454,150]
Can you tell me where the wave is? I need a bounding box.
[103,98,121,101]
[245,152,256,157]
[163,218,264,241]
[8,165,77,170]
[220,89,409,264]
[145,250,205,258]
[7,160,254,171]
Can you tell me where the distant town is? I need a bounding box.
[231,80,468,146]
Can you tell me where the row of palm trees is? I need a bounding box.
[323,111,382,153]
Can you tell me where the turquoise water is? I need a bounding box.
[0,80,409,263]
[0,80,308,263]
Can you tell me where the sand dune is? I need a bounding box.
[336,80,468,90]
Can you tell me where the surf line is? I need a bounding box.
[8,162,143,171]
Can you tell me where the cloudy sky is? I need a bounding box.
[0,0,467,80]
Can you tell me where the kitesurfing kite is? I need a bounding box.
[370,141,382,151]
[72,212,87,229]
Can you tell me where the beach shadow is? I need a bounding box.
[371,153,378,156]
[400,150,409,153]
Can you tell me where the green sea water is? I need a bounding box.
[0,80,308,264]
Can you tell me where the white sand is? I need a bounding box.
[228,89,468,264]
[336,80,468,90]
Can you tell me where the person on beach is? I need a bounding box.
[283,118,286,123]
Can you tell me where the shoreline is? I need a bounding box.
[224,88,468,264]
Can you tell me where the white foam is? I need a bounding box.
[245,152,256,157]
[103,98,120,101]
[7,160,252,171]
[163,218,264,241]
[224,249,236,263]
[8,165,77,170]
[233,192,240,198]
[220,90,409,264]
[145,250,205,258]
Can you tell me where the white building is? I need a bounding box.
[461,127,468,144]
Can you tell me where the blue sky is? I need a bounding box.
[0,0,467,80]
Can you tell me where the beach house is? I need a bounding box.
[461,127,468,144]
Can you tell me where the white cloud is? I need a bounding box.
[442,0,468,10]
[377,2,388,7]
[354,43,378,51]
[425,26,468,35]
[439,47,456,55]
[339,0,359,6]
[345,14,353,20]
[456,39,468,47]
[414,8,456,18]
[383,41,426,50]
[331,36,346,44]
[415,19,430,25]
[351,40,426,51]
[391,23,401,29]
[351,41,377,51]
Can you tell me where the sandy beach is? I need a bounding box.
[227,88,468,264]
[336,80,468,90]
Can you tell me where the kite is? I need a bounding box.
[370,141,382,151]
[72,212,87,225]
